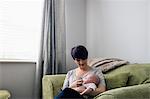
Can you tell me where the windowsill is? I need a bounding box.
[0,59,36,63]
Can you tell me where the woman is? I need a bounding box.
[56,45,106,98]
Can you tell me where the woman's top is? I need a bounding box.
[62,67,106,90]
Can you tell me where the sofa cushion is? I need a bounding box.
[105,64,150,86]
[95,83,150,99]
[105,72,129,90]
[126,64,150,85]
[143,78,150,84]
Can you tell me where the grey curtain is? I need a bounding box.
[33,0,66,98]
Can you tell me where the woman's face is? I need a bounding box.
[74,58,88,69]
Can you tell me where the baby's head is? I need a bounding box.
[83,74,100,85]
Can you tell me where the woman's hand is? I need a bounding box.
[69,79,83,88]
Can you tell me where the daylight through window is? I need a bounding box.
[0,0,44,61]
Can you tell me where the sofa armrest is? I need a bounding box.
[95,84,150,99]
[0,90,11,99]
[42,74,66,99]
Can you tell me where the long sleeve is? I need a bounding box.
[95,68,106,86]
[62,72,70,89]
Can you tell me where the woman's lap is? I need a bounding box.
[55,88,84,99]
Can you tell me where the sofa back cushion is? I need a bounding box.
[105,64,150,87]
[105,72,129,90]
[126,64,150,85]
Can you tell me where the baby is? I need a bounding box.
[78,73,100,95]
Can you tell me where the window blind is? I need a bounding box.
[0,0,44,61]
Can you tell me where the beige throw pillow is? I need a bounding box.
[88,58,129,73]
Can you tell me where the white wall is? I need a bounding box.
[86,0,150,63]
[148,0,150,60]
[0,62,35,99]
[65,0,86,70]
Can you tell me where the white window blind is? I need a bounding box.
[0,0,44,61]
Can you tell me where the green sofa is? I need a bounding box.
[42,64,150,99]
[0,90,10,99]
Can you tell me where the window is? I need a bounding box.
[0,0,44,61]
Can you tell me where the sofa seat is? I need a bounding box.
[0,90,10,99]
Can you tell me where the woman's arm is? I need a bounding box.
[88,84,106,96]
[88,68,106,96]
[62,73,70,89]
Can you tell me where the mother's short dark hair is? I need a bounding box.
[71,45,88,60]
